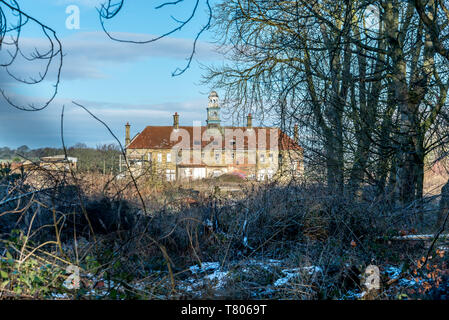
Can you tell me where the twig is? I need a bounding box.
[0,187,54,207]
[423,209,449,266]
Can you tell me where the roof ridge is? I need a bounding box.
[127,125,302,151]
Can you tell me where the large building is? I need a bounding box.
[124,91,303,181]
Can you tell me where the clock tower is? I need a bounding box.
[206,91,221,129]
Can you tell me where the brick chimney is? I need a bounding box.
[125,122,130,146]
[294,123,299,144]
[247,113,253,129]
[173,112,179,129]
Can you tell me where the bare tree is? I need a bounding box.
[0,0,62,111]
[203,0,449,206]
[0,0,211,112]
[98,0,212,76]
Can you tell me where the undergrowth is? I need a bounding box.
[0,166,448,300]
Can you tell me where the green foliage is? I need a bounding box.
[0,249,66,298]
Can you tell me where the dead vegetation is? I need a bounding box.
[0,164,449,300]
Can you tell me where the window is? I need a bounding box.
[148,152,152,162]
[166,169,176,181]
[260,154,265,163]
[269,153,274,162]
[157,153,162,163]
[294,160,301,171]
[194,140,201,145]
[166,153,171,163]
[258,169,266,181]
[215,152,221,163]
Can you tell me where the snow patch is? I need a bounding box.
[384,266,402,279]
[274,266,322,287]
[189,262,220,274]
[205,271,229,289]
[50,293,69,299]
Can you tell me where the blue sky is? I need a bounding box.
[0,0,228,148]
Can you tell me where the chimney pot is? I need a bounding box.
[247,113,253,129]
[294,124,299,144]
[125,122,131,146]
[173,112,179,129]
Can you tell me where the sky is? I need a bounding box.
[0,0,230,149]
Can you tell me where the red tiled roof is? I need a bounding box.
[127,126,302,151]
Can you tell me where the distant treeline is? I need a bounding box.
[0,143,122,174]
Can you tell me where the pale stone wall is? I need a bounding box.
[125,148,176,179]
[125,147,302,181]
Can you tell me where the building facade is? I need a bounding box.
[8,156,78,174]
[124,92,303,181]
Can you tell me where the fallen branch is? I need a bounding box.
[389,234,449,241]
[0,188,54,207]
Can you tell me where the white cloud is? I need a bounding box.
[0,94,209,148]
[1,31,221,81]
[55,0,105,8]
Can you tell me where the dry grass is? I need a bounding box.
[1,166,448,300]
[424,160,449,196]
